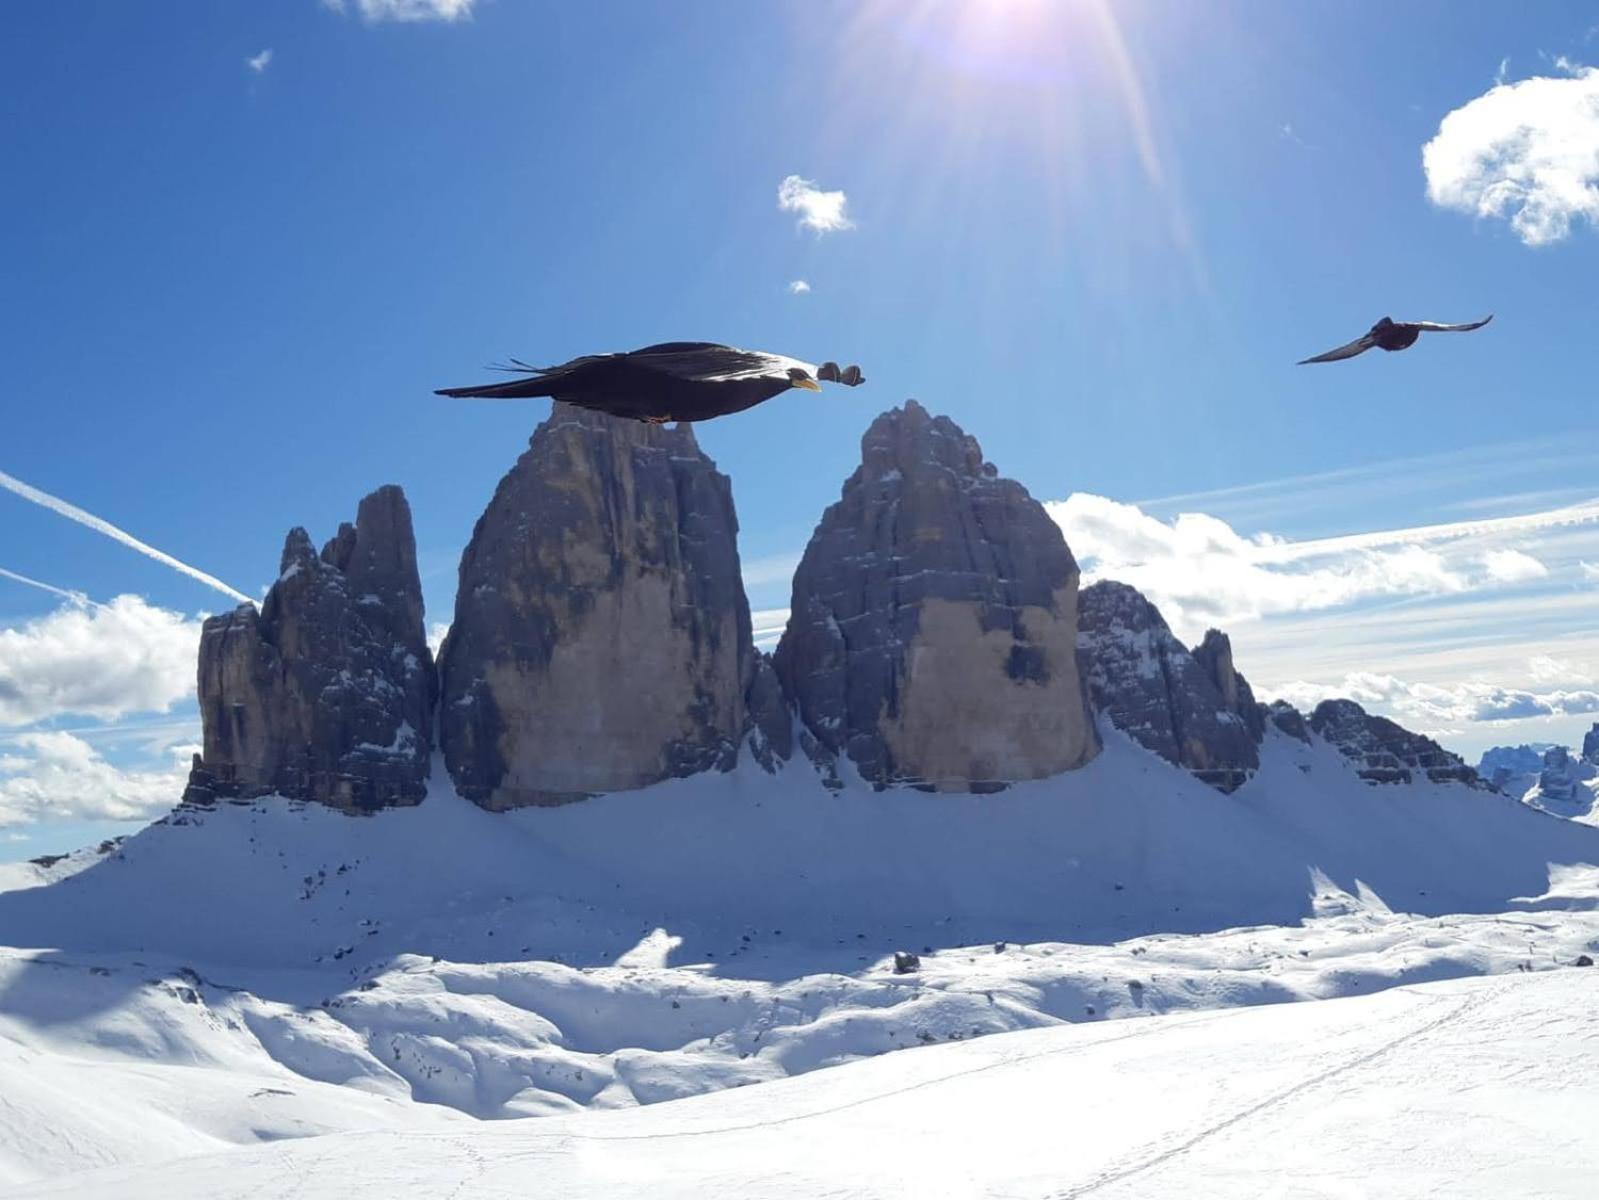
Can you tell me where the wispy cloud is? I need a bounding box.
[0,596,202,727]
[751,608,789,652]
[247,48,273,74]
[788,279,812,295]
[0,732,190,828]
[777,175,854,235]
[322,0,475,20]
[0,468,250,604]
[1423,64,1599,245]
[1045,493,1599,642]
[1494,56,1509,86]
[1268,671,1599,729]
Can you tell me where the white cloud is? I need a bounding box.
[1480,548,1549,582]
[1423,65,1599,245]
[323,0,475,22]
[788,279,812,295]
[1582,561,1599,583]
[427,622,450,657]
[247,48,273,74]
[777,175,854,235]
[1047,493,1599,643]
[0,596,202,727]
[0,732,189,827]
[1494,57,1509,86]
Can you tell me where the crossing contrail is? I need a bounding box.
[0,468,251,605]
[0,565,93,606]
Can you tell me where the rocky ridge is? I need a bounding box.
[181,400,1490,815]
[1308,699,1481,788]
[1076,582,1262,792]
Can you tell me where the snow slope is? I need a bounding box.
[14,968,1596,1199]
[3,726,1598,1188]
[3,729,1592,966]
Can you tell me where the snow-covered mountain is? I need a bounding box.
[5,401,1598,1194]
[1478,731,1599,825]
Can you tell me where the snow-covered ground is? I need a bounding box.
[11,969,1598,1198]
[2,727,1598,1192]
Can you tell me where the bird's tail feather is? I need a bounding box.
[434,375,555,400]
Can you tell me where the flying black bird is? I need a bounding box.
[1297,315,1492,365]
[435,342,865,424]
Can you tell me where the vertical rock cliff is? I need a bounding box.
[773,400,1098,790]
[438,404,775,809]
[183,485,435,812]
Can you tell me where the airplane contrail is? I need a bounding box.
[1254,498,1599,563]
[0,565,94,606]
[0,468,251,605]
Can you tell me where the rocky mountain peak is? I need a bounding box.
[184,485,434,813]
[437,403,781,809]
[774,401,1097,791]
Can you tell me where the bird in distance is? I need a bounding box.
[1297,315,1493,364]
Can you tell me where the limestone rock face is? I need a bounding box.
[438,404,768,809]
[773,400,1098,790]
[184,485,434,812]
[1076,582,1261,792]
[1191,629,1268,743]
[1308,699,1481,787]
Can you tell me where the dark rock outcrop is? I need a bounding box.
[773,400,1098,791]
[1308,699,1480,787]
[1076,581,1260,792]
[438,404,772,809]
[1266,700,1311,743]
[184,486,434,812]
[1584,723,1599,766]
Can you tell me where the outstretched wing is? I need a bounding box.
[1407,315,1493,333]
[1298,334,1376,365]
[627,343,815,383]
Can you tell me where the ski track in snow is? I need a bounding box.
[2,726,1598,1192]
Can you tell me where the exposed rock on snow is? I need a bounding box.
[1266,699,1312,743]
[184,486,434,813]
[1584,723,1599,765]
[438,404,772,809]
[773,400,1098,790]
[1537,746,1590,803]
[1076,581,1260,792]
[1309,698,1481,787]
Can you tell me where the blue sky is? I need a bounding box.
[5,1,1599,859]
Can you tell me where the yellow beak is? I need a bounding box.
[792,378,822,392]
